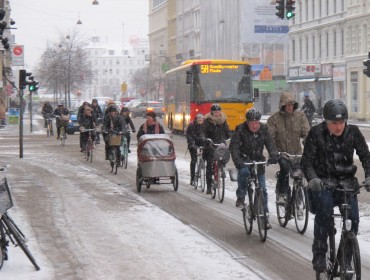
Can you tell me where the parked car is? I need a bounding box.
[66,109,80,134]
[130,101,164,118]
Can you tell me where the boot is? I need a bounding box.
[312,240,328,272]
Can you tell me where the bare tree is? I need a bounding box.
[36,30,93,108]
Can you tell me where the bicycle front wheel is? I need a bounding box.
[196,159,206,192]
[123,143,128,169]
[242,187,254,235]
[276,191,290,227]
[255,189,267,242]
[1,215,40,270]
[61,128,65,146]
[340,232,361,280]
[294,183,309,234]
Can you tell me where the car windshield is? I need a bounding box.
[149,103,162,107]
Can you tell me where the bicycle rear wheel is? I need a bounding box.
[216,164,225,203]
[340,232,361,280]
[1,214,40,271]
[255,189,267,242]
[276,190,290,227]
[294,183,309,234]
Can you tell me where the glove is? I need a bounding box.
[308,178,325,192]
[267,157,278,165]
[364,177,370,192]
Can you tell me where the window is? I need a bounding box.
[334,31,337,57]
[153,0,166,10]
[318,34,322,59]
[292,39,296,62]
[326,32,329,58]
[299,37,302,61]
[306,36,309,60]
[313,35,315,59]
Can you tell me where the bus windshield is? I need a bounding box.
[194,64,253,103]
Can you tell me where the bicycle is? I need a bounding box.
[194,146,206,192]
[44,113,54,137]
[108,131,122,174]
[55,115,69,146]
[316,184,368,280]
[0,177,40,271]
[81,128,95,163]
[238,161,269,242]
[205,138,230,203]
[275,152,309,234]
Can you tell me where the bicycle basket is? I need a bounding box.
[213,145,230,163]
[109,134,122,146]
[0,178,13,214]
[61,114,70,121]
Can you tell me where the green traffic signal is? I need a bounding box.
[286,11,294,19]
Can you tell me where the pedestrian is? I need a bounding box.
[266,92,310,203]
[301,92,316,126]
[301,99,370,272]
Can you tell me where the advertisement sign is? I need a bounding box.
[8,108,20,125]
[11,45,24,66]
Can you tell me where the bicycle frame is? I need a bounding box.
[276,152,309,234]
[242,161,268,242]
[317,185,362,280]
[82,128,95,162]
[108,131,123,174]
[194,146,206,192]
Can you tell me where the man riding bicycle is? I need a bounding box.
[53,103,70,140]
[103,106,126,160]
[120,107,136,153]
[229,108,278,229]
[301,99,370,272]
[203,104,231,194]
[41,101,54,131]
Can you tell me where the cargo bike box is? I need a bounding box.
[136,134,178,192]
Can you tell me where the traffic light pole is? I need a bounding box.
[29,92,33,133]
[19,88,24,158]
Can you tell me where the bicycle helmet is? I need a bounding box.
[323,99,348,121]
[246,108,261,122]
[210,103,221,111]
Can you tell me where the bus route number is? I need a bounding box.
[200,65,209,74]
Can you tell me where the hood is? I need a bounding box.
[205,111,227,125]
[279,92,298,111]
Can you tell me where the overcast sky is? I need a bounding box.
[9,0,149,69]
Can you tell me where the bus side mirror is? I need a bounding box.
[253,88,259,102]
[186,70,192,84]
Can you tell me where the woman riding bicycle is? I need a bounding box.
[229,108,278,229]
[301,99,370,272]
[203,104,231,194]
[80,106,97,151]
[103,106,126,160]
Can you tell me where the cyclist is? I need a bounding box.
[136,111,165,141]
[230,108,278,228]
[91,99,103,144]
[103,106,126,160]
[203,104,231,194]
[185,113,205,186]
[41,101,54,130]
[120,107,136,153]
[80,106,97,151]
[301,99,370,272]
[53,103,70,140]
[77,101,90,152]
[301,91,316,127]
[266,92,310,203]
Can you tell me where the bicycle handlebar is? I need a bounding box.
[278,152,302,159]
[243,161,268,166]
[204,138,230,146]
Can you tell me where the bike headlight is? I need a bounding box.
[345,219,352,230]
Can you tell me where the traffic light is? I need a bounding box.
[275,0,285,20]
[28,76,39,92]
[286,0,296,19]
[363,52,370,78]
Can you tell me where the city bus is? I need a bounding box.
[163,59,258,133]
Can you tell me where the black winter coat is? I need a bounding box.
[186,120,205,147]
[122,115,136,132]
[203,113,230,145]
[103,114,126,133]
[301,122,370,187]
[80,114,96,130]
[92,105,103,120]
[230,122,278,171]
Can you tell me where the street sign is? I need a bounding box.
[8,108,20,125]
[11,45,24,66]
